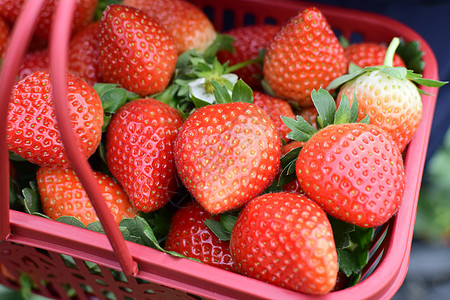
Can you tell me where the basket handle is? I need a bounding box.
[49,0,138,277]
[0,0,47,241]
[0,0,139,277]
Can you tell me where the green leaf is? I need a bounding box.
[22,181,41,214]
[396,39,425,74]
[120,216,165,251]
[311,88,337,128]
[337,226,374,279]
[56,216,87,229]
[328,216,355,249]
[411,77,448,87]
[326,69,365,90]
[334,93,352,124]
[204,218,231,241]
[220,214,238,233]
[283,117,315,142]
[9,151,26,161]
[86,221,104,233]
[202,33,235,59]
[94,83,139,131]
[94,0,122,21]
[378,66,407,79]
[348,62,363,74]
[19,273,34,300]
[281,146,302,168]
[211,80,232,104]
[231,79,253,103]
[349,93,360,123]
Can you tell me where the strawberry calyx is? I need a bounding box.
[327,37,448,94]
[153,50,255,116]
[203,212,238,242]
[94,83,140,131]
[274,88,366,188]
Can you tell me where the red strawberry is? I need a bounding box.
[217,25,280,90]
[263,7,347,107]
[330,38,447,152]
[297,122,405,227]
[0,0,97,46]
[283,88,406,227]
[174,102,281,214]
[0,15,9,58]
[344,42,406,68]
[37,166,138,226]
[252,91,295,143]
[106,98,184,212]
[18,48,50,80]
[7,71,103,167]
[230,192,338,294]
[98,4,177,97]
[165,201,236,271]
[68,21,103,86]
[123,0,217,54]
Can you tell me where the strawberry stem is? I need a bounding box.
[383,37,400,67]
[226,57,261,73]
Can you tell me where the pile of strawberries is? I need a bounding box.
[1,0,446,296]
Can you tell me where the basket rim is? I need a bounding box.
[2,0,441,299]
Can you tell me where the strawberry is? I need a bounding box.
[165,201,236,271]
[68,21,103,86]
[230,192,338,294]
[98,4,177,97]
[106,98,184,212]
[329,37,447,152]
[263,7,347,107]
[252,91,295,143]
[123,0,217,54]
[0,15,9,58]
[37,166,138,226]
[344,42,406,68]
[174,93,282,214]
[18,48,50,80]
[217,25,280,90]
[7,70,103,167]
[0,0,97,46]
[283,88,406,227]
[174,80,282,211]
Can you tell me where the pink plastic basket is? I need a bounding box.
[0,0,440,299]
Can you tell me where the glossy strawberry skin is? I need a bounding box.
[68,21,103,86]
[252,91,295,143]
[7,71,103,167]
[18,49,50,80]
[174,102,281,214]
[165,201,236,271]
[217,25,280,90]
[123,0,216,54]
[106,98,184,212]
[296,123,405,227]
[230,192,338,295]
[99,4,177,97]
[37,166,138,226]
[336,70,422,152]
[344,42,406,68]
[263,7,347,107]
